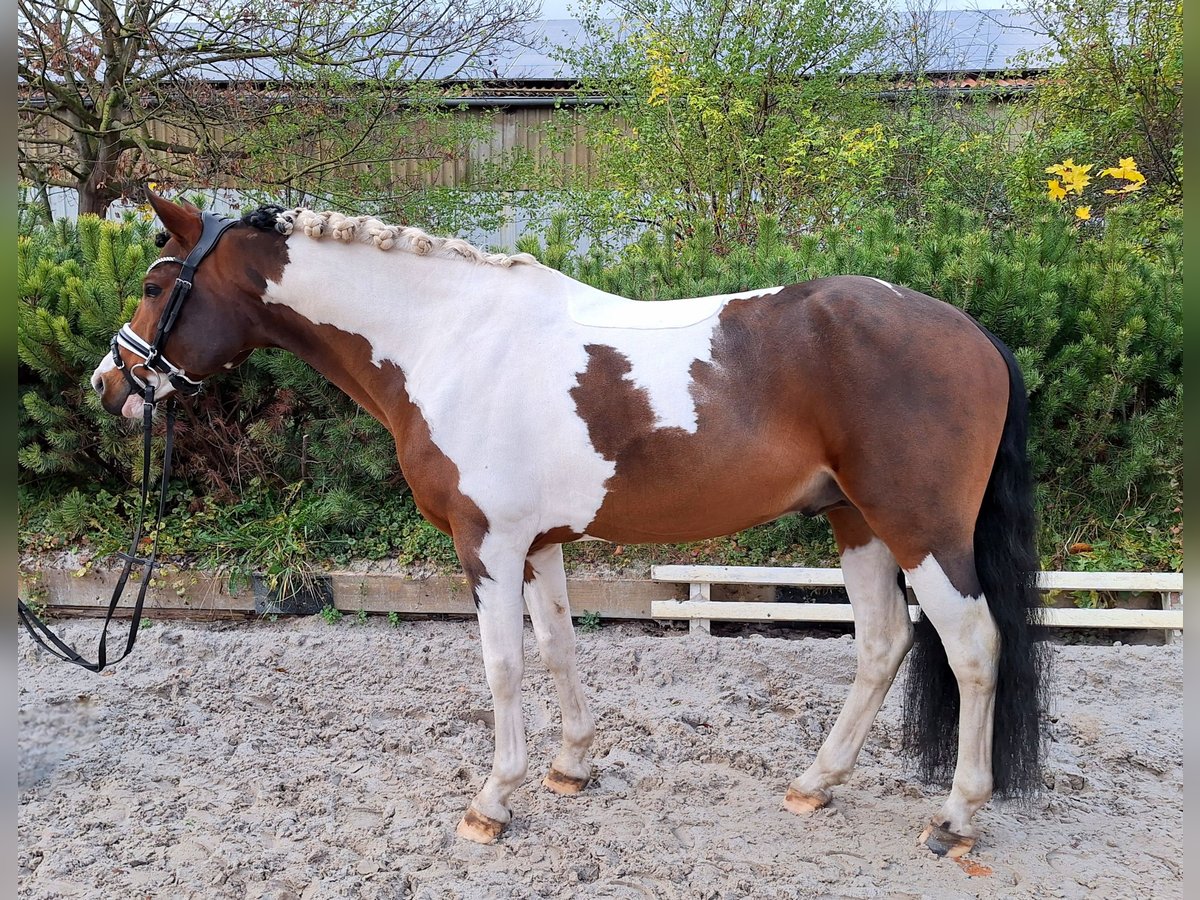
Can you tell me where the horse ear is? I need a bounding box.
[146,189,203,247]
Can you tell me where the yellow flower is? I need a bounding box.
[1075,206,1092,220]
[1047,179,1068,201]
[1065,171,1092,194]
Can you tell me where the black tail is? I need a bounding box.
[901,323,1048,798]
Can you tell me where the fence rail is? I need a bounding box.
[650,565,1183,640]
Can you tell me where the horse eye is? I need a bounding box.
[144,283,163,297]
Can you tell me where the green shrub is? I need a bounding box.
[18,207,1181,575]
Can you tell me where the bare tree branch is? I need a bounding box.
[19,0,541,215]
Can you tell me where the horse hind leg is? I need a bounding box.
[785,508,914,814]
[901,548,1000,858]
[523,543,596,795]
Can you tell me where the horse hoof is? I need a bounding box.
[919,820,976,859]
[455,807,506,844]
[782,786,831,815]
[543,768,589,796]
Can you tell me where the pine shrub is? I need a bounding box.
[18,208,1181,574]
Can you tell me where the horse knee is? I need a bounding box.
[483,653,523,699]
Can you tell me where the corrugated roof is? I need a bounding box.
[452,10,1052,82]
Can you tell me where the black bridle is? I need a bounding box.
[110,212,239,398]
[17,211,238,672]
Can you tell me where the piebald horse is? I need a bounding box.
[92,194,1045,857]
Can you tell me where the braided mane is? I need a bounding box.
[241,204,541,269]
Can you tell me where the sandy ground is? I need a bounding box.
[18,618,1182,900]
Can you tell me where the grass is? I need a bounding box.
[576,610,602,633]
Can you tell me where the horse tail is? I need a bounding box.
[902,321,1048,798]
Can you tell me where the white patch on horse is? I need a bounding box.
[91,354,116,385]
[904,553,1000,833]
[869,277,902,297]
[572,286,782,433]
[261,240,615,539]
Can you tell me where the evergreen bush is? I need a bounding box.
[17,208,1181,579]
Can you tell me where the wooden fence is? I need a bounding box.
[19,562,1182,643]
[649,565,1184,642]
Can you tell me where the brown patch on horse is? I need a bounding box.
[934,550,984,599]
[570,345,657,459]
[571,287,832,542]
[571,277,1008,568]
[529,526,583,557]
[264,315,493,597]
[826,507,878,554]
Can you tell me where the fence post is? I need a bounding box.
[1161,591,1182,644]
[688,582,711,636]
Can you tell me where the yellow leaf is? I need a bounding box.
[1063,170,1092,194]
[1047,180,1068,201]
[1075,206,1091,220]
[1103,179,1146,195]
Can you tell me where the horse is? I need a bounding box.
[91,192,1046,858]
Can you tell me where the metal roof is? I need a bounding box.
[173,11,1052,84]
[453,10,1052,82]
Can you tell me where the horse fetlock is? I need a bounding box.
[563,718,596,753]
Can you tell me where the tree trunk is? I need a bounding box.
[78,142,121,218]
[78,176,116,218]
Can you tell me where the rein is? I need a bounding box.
[17,211,236,672]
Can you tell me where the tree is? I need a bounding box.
[876,0,1023,223]
[1008,0,1182,214]
[547,0,889,246]
[18,0,539,217]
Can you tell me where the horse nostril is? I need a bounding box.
[91,373,104,395]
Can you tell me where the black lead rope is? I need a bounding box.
[19,209,234,672]
[18,384,176,672]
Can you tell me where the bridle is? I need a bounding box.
[110,211,239,399]
[17,210,239,672]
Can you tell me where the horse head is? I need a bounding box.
[91,191,278,418]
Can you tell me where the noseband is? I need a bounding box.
[110,211,239,400]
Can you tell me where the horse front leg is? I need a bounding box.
[454,537,530,844]
[524,544,596,795]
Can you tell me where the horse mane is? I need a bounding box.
[240,204,542,270]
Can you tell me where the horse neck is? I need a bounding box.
[256,238,586,427]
